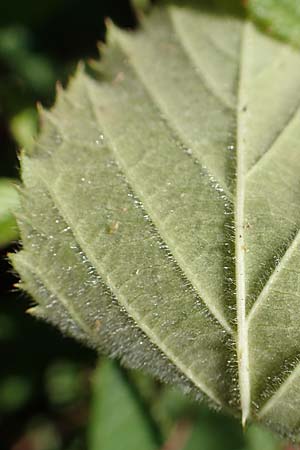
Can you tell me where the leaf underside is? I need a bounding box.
[12,0,300,439]
[0,179,19,248]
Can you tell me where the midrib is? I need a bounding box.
[235,22,251,426]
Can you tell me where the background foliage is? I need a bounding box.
[0,0,298,449]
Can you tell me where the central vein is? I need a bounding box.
[235,22,250,426]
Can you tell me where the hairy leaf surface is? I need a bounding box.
[12,0,300,439]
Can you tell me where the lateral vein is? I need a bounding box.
[83,75,233,336]
[247,228,300,323]
[166,7,235,111]
[109,25,234,201]
[246,99,300,178]
[258,359,300,419]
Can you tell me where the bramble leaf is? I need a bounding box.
[12,0,300,440]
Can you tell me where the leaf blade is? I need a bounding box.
[12,0,300,439]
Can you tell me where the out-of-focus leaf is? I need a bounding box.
[0,178,19,248]
[244,425,281,450]
[0,27,57,95]
[0,375,32,412]
[248,0,300,49]
[182,422,280,450]
[183,423,231,450]
[10,108,38,151]
[88,359,159,450]
[181,412,244,450]
[45,360,85,406]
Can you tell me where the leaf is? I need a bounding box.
[0,178,19,248]
[11,0,300,440]
[88,359,159,450]
[10,108,38,151]
[244,425,281,450]
[248,0,300,49]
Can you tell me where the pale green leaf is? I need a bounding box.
[11,0,300,440]
[88,359,159,450]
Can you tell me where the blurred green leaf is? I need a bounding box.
[182,421,281,450]
[0,178,19,248]
[10,107,38,151]
[155,386,196,422]
[248,0,300,48]
[0,375,32,412]
[45,360,85,406]
[0,27,57,96]
[244,425,281,450]
[181,414,244,450]
[183,422,224,450]
[88,359,159,450]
